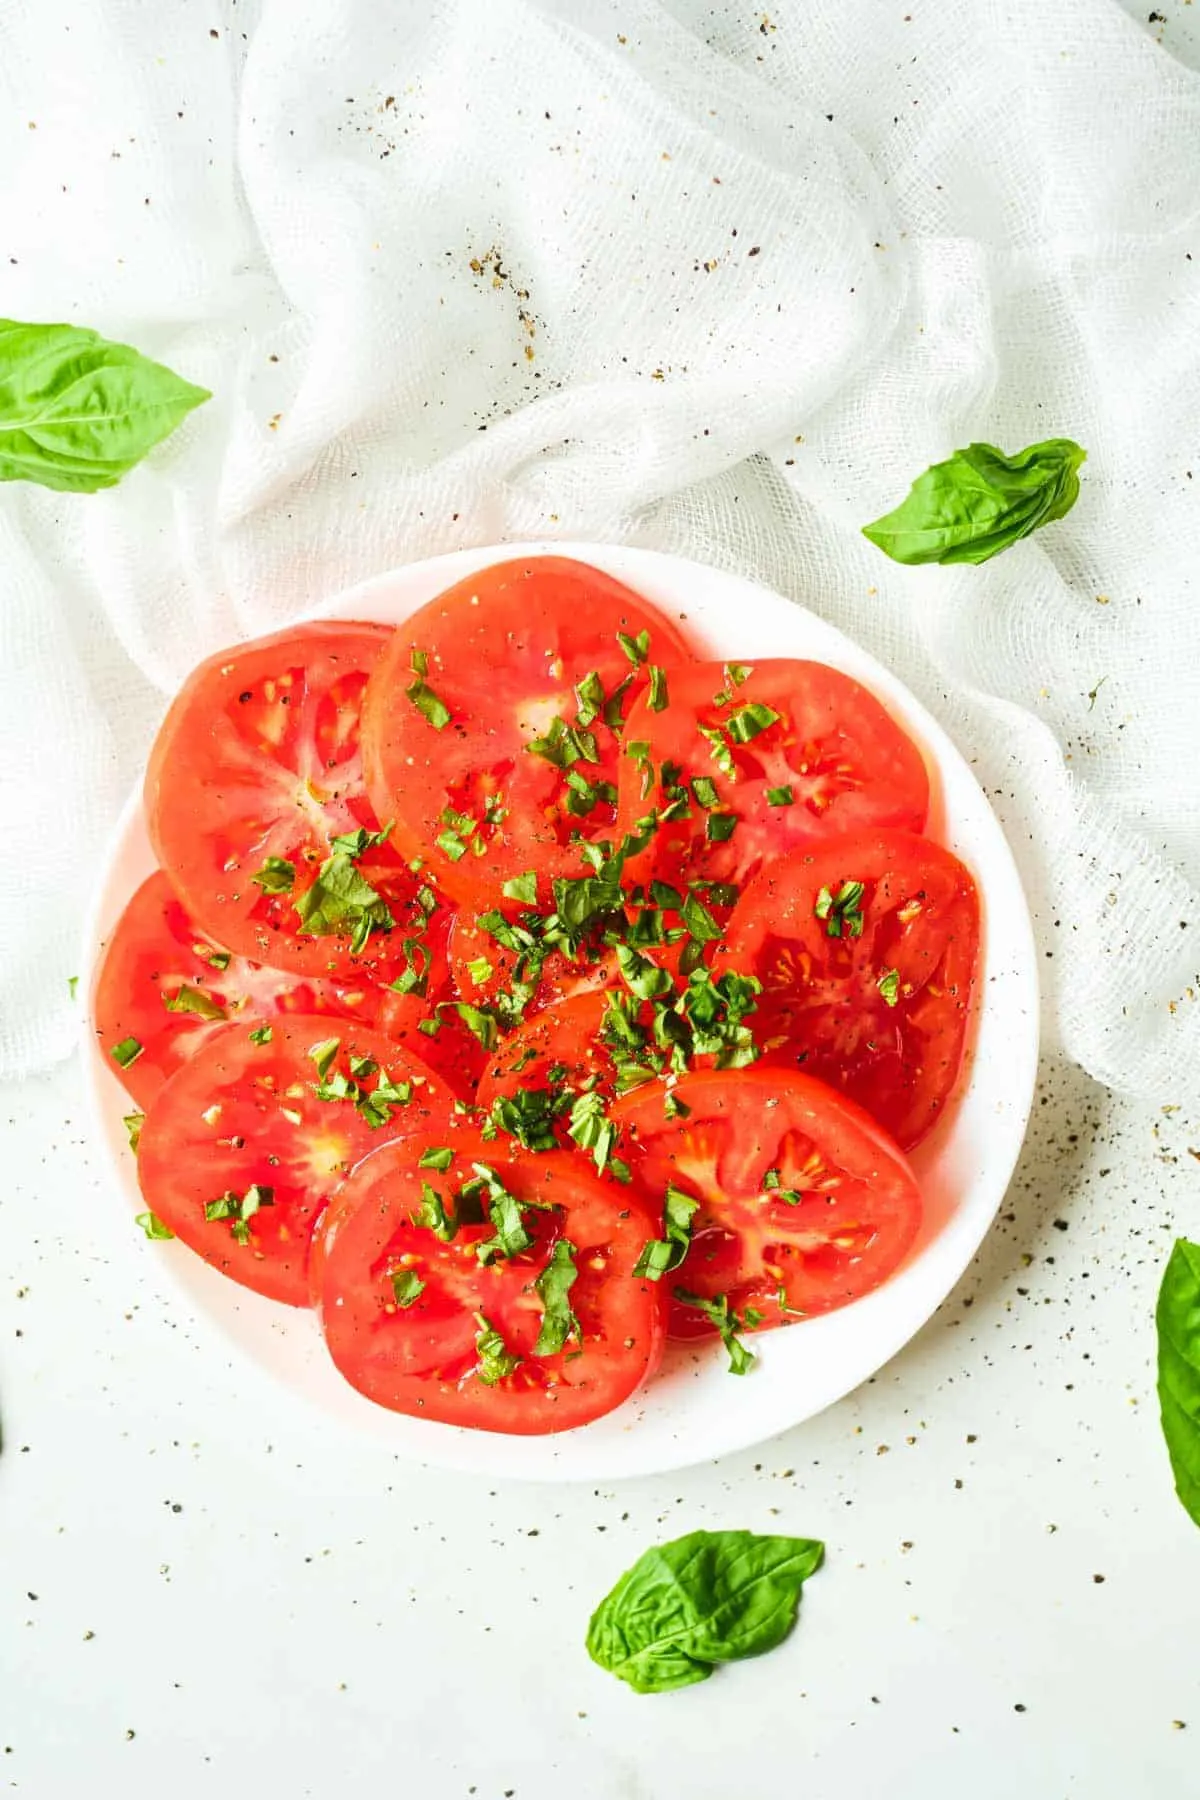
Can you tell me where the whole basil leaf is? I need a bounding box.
[586,1529,824,1694]
[1156,1237,1200,1529]
[0,318,210,493]
[862,437,1086,566]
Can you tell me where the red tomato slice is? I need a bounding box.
[612,1068,922,1339]
[146,622,441,984]
[93,871,401,1111]
[314,1130,666,1433]
[135,1018,453,1305]
[720,830,980,1150]
[615,659,929,897]
[360,557,697,905]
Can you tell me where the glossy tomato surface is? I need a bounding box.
[135,1018,452,1305]
[146,622,438,984]
[315,1131,665,1433]
[361,557,697,903]
[615,659,929,896]
[94,872,396,1110]
[613,1068,922,1339]
[720,830,980,1149]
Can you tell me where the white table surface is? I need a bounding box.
[2,1049,1197,1800]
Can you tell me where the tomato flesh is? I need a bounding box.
[613,1068,922,1338]
[361,557,697,904]
[616,659,929,896]
[720,830,980,1149]
[94,872,399,1110]
[315,1130,665,1432]
[135,1018,453,1304]
[146,623,437,984]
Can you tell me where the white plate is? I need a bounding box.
[81,541,1038,1482]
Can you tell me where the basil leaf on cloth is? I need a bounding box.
[1156,1237,1200,1529]
[0,318,209,493]
[586,1529,824,1693]
[862,437,1086,566]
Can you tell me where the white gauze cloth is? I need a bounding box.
[1,0,1198,1101]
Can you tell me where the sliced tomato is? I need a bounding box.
[360,556,697,905]
[615,659,930,897]
[134,1018,453,1305]
[146,622,441,984]
[314,1131,665,1433]
[720,830,980,1149]
[93,871,402,1111]
[613,1068,922,1340]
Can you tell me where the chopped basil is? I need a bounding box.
[699,723,736,778]
[390,1269,426,1307]
[436,827,468,862]
[575,670,605,726]
[406,651,451,729]
[814,880,865,939]
[418,1146,454,1171]
[616,942,674,1003]
[673,1288,757,1374]
[413,1181,457,1242]
[248,1023,273,1044]
[617,627,650,667]
[501,870,538,905]
[705,812,737,844]
[135,1211,174,1240]
[763,1167,780,1189]
[441,1000,499,1052]
[568,1088,617,1174]
[251,856,295,893]
[488,1088,565,1152]
[123,1112,145,1153]
[204,1184,274,1241]
[602,672,634,730]
[647,665,669,712]
[634,1183,698,1280]
[565,769,618,817]
[474,1314,521,1385]
[307,1036,341,1080]
[465,955,494,986]
[110,1035,143,1069]
[877,966,900,1007]
[533,1238,580,1355]
[293,844,394,953]
[725,663,753,688]
[389,938,431,998]
[471,1165,539,1264]
[328,824,392,859]
[691,776,720,809]
[766,785,794,807]
[663,1090,690,1121]
[163,983,227,1021]
[680,891,723,944]
[67,974,79,1000]
[726,702,780,745]
[528,715,600,769]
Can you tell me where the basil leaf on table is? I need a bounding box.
[586,1529,824,1694]
[862,437,1086,566]
[0,318,210,493]
[1156,1237,1200,1529]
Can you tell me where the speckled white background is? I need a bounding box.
[3,1052,1197,1799]
[5,2,1200,1795]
